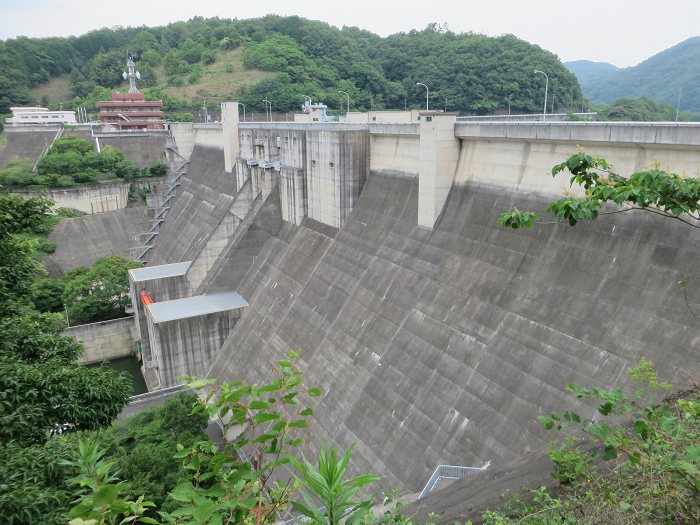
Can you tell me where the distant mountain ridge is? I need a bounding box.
[565,36,700,112]
[564,60,618,84]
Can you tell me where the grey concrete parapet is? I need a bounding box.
[240,122,370,132]
[455,121,700,147]
[193,123,223,130]
[369,123,420,136]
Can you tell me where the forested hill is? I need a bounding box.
[566,36,700,112]
[0,16,581,116]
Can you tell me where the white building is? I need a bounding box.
[7,107,77,125]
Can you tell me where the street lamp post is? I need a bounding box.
[266,100,272,121]
[262,98,270,121]
[202,99,208,123]
[533,70,548,121]
[507,94,512,115]
[338,91,350,114]
[416,82,429,111]
[239,103,246,122]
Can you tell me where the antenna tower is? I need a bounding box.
[123,55,140,94]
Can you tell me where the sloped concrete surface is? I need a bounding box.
[45,207,147,275]
[206,171,700,492]
[146,146,235,266]
[98,135,167,167]
[186,145,237,196]
[146,178,233,266]
[0,129,58,168]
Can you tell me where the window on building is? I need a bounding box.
[426,116,432,122]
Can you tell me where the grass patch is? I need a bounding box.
[162,47,275,101]
[29,74,73,104]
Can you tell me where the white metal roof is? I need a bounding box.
[130,261,192,282]
[146,292,248,323]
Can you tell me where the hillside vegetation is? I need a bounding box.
[1,16,581,116]
[566,36,700,113]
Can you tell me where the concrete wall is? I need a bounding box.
[45,207,148,276]
[65,317,135,365]
[306,130,369,228]
[0,128,59,169]
[454,137,700,199]
[169,123,196,160]
[193,123,224,149]
[97,134,167,167]
[147,309,244,388]
[14,183,129,214]
[369,135,420,176]
[418,113,460,228]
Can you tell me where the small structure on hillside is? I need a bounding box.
[97,55,164,131]
[6,106,76,125]
[294,97,334,123]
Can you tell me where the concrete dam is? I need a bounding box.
[4,111,700,500]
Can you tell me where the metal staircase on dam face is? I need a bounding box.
[131,169,185,263]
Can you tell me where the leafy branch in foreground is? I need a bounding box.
[159,351,323,525]
[499,151,700,229]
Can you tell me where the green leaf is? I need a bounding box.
[193,499,216,522]
[169,482,195,502]
[253,412,279,423]
[93,484,120,506]
[308,387,322,397]
[300,407,314,416]
[601,445,617,460]
[683,444,700,462]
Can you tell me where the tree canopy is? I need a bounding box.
[0,193,132,447]
[0,16,581,114]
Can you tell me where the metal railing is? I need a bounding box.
[418,462,490,500]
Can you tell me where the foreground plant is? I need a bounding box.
[159,351,323,525]
[485,359,700,524]
[291,443,381,525]
[63,439,157,525]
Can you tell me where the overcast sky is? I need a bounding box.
[1,0,698,67]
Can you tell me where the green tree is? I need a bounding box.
[31,277,66,313]
[62,256,142,324]
[0,194,53,316]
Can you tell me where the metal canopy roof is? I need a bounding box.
[146,292,248,323]
[130,261,192,282]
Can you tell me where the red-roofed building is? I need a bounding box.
[97,92,164,131]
